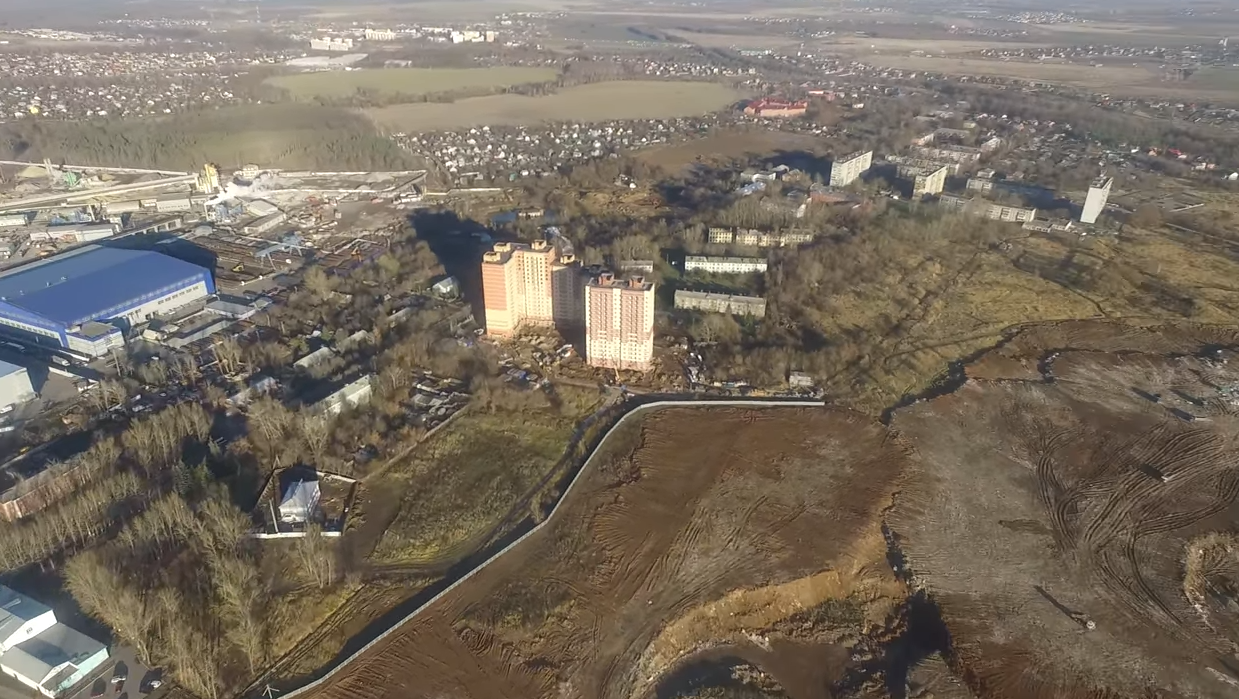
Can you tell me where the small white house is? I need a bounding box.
[279,480,322,524]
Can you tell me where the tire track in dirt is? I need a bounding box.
[891,341,1239,699]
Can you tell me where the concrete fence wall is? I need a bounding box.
[272,398,824,699]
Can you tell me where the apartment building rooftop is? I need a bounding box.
[482,239,555,265]
[589,272,653,291]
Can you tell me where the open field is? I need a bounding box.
[364,80,745,132]
[306,406,909,699]
[793,198,1239,412]
[265,67,559,101]
[861,55,1158,89]
[368,405,588,564]
[889,328,1239,699]
[636,126,832,172]
[1185,66,1239,93]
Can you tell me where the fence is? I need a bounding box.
[268,398,824,699]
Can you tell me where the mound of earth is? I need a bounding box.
[308,406,910,699]
[890,336,1239,699]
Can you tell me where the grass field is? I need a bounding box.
[636,126,831,171]
[364,80,744,131]
[266,67,560,101]
[861,54,1157,89]
[369,390,600,564]
[1184,65,1239,92]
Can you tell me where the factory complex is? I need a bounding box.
[0,245,214,357]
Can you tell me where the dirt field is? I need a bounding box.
[266,67,559,100]
[307,405,909,699]
[636,127,832,172]
[364,81,745,132]
[889,326,1239,699]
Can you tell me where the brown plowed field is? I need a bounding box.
[307,406,908,699]
[890,341,1239,699]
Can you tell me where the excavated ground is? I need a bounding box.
[890,325,1239,699]
[307,406,909,699]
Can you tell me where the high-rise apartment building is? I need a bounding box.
[585,273,655,372]
[481,241,582,336]
[829,150,874,187]
[1081,176,1112,224]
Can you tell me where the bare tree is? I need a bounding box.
[65,551,157,661]
[213,336,245,376]
[300,412,334,466]
[295,524,336,589]
[213,554,266,674]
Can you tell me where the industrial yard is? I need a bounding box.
[0,160,427,288]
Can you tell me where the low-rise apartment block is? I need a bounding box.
[829,150,873,187]
[684,256,768,275]
[707,228,815,247]
[309,37,354,52]
[887,155,961,176]
[364,28,397,41]
[912,144,983,164]
[939,195,1038,223]
[674,290,767,317]
[585,273,655,372]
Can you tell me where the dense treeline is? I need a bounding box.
[0,104,418,171]
[66,487,335,698]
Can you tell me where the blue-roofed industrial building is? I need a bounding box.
[0,245,215,357]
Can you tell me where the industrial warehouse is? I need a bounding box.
[0,245,214,357]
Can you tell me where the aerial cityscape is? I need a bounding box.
[0,0,1236,698]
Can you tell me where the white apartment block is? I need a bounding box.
[829,150,873,187]
[1081,176,1113,224]
[912,164,949,197]
[309,37,354,52]
[364,28,397,41]
[684,256,768,275]
[674,290,766,317]
[708,228,814,247]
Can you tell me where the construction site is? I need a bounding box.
[299,405,910,699]
[889,321,1239,699]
